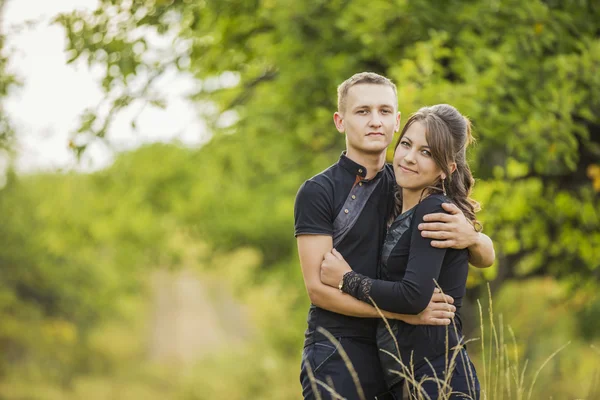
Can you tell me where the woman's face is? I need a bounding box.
[393,121,444,192]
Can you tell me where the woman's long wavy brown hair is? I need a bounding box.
[389,104,482,231]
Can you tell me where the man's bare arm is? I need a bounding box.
[466,232,495,268]
[297,235,455,324]
[418,203,495,268]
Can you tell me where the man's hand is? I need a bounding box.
[320,248,352,287]
[418,203,478,249]
[399,289,456,325]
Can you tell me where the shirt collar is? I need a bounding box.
[338,151,385,180]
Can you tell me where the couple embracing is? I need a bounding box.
[294,72,495,399]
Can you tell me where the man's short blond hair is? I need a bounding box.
[337,72,398,113]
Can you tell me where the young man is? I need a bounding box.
[294,72,495,400]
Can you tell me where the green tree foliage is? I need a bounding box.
[1,144,597,398]
[0,0,17,151]
[57,0,600,282]
[0,1,599,398]
[0,143,307,398]
[0,169,152,382]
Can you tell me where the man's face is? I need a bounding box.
[334,84,400,156]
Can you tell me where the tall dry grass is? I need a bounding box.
[306,284,575,400]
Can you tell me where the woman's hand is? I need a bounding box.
[320,248,352,287]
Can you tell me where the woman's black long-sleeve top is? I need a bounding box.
[342,194,470,387]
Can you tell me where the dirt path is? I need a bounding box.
[147,268,249,365]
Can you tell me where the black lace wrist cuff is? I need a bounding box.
[342,271,373,304]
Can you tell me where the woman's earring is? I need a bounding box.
[442,177,447,196]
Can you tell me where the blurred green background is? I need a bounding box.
[0,0,599,398]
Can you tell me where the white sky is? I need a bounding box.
[3,0,207,173]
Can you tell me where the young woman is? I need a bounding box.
[320,104,481,399]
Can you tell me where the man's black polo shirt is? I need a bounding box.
[294,153,395,344]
